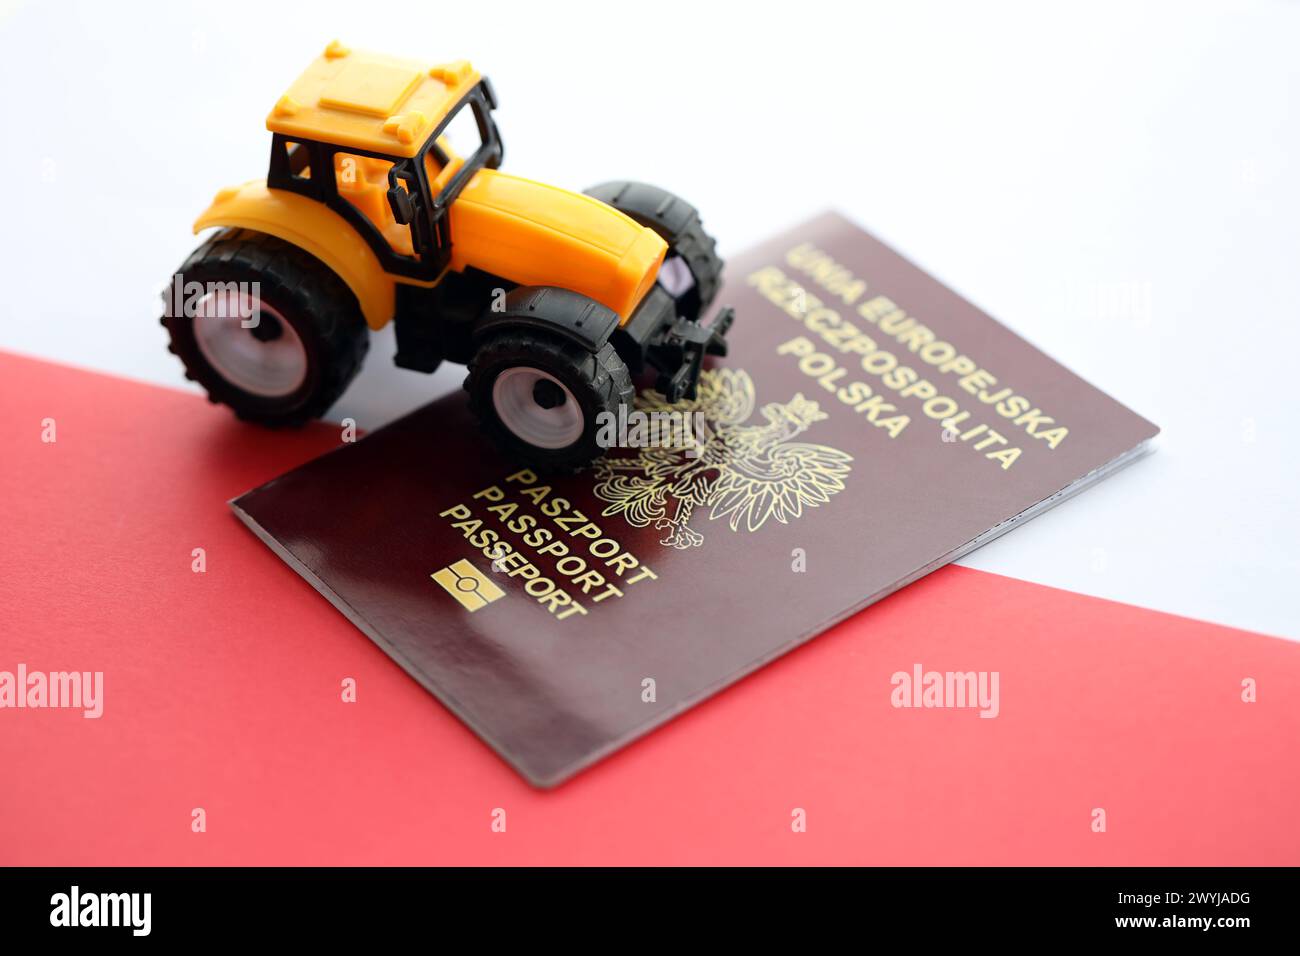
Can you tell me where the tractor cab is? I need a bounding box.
[264,42,503,281]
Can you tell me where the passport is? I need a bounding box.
[231,211,1159,787]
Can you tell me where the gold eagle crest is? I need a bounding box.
[592,368,853,549]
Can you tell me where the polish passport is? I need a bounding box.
[232,211,1159,787]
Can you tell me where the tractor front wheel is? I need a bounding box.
[161,229,369,427]
[466,331,633,471]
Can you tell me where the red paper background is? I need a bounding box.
[2,351,1296,865]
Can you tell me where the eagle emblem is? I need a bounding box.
[592,368,853,549]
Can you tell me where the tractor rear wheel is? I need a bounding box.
[161,229,369,427]
[583,181,724,323]
[466,331,633,471]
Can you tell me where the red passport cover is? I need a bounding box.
[228,212,1160,786]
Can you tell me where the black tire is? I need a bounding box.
[161,228,369,426]
[466,331,633,471]
[583,181,724,322]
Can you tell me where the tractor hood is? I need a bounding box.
[448,169,667,321]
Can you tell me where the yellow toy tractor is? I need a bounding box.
[163,42,731,468]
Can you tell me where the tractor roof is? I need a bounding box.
[266,42,481,158]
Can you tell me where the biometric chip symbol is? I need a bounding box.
[432,559,505,611]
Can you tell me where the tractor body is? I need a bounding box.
[167,43,731,468]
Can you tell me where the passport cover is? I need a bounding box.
[231,211,1160,787]
[8,349,1296,865]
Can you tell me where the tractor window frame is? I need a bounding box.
[268,138,324,199]
[410,85,504,269]
[265,82,503,283]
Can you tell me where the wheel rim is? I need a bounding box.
[192,289,308,398]
[491,367,584,449]
[658,254,696,298]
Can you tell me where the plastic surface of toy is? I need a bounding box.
[163,42,732,468]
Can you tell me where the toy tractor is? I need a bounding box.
[163,42,732,468]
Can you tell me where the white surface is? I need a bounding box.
[0,0,1295,639]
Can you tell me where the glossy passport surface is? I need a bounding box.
[232,212,1159,786]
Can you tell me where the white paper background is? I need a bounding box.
[1,0,1295,638]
